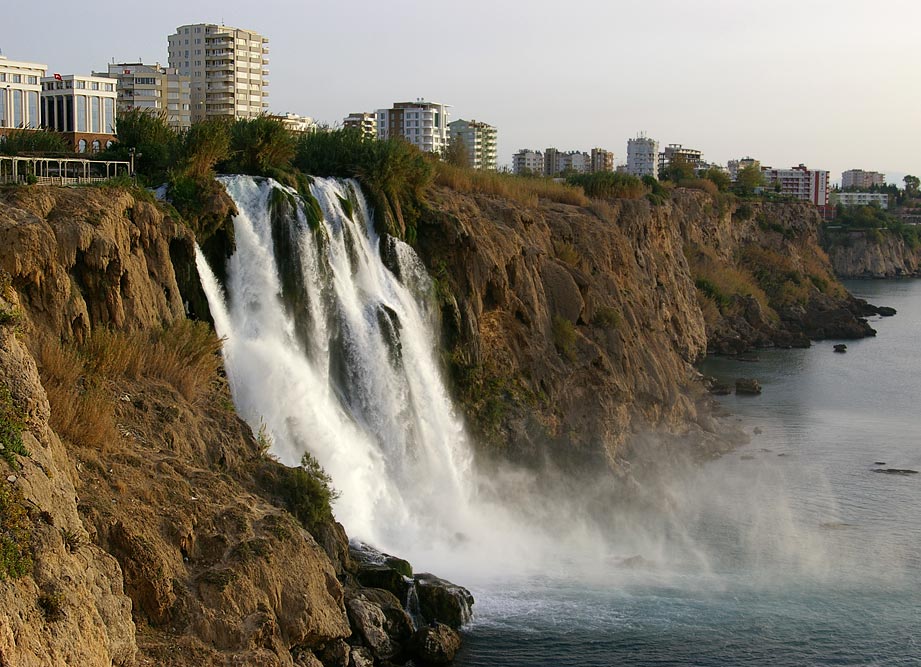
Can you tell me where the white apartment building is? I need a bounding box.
[830,191,889,210]
[626,134,659,178]
[100,63,191,130]
[41,75,117,152]
[273,112,316,133]
[377,99,449,154]
[0,55,46,132]
[659,144,704,175]
[448,119,497,170]
[512,149,543,175]
[343,112,377,138]
[841,169,885,190]
[761,164,829,207]
[168,23,269,122]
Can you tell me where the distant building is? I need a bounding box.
[591,148,614,173]
[99,62,191,130]
[343,112,377,138]
[0,55,46,134]
[272,112,316,133]
[659,143,704,175]
[841,169,885,190]
[728,157,759,182]
[830,191,889,210]
[168,23,269,122]
[543,147,560,176]
[40,74,117,153]
[448,119,497,170]
[761,164,829,207]
[377,99,449,154]
[626,134,659,178]
[512,149,543,175]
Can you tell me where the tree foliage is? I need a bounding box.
[735,163,764,194]
[0,129,69,155]
[567,171,645,199]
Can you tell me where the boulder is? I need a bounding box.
[735,378,762,395]
[414,573,474,629]
[344,587,413,661]
[409,623,462,665]
[833,344,847,353]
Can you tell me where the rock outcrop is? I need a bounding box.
[822,228,921,278]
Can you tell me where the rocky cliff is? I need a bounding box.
[823,228,921,278]
[0,185,466,667]
[415,187,877,471]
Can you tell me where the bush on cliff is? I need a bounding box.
[567,171,644,200]
[0,484,32,581]
[262,451,339,534]
[438,164,588,207]
[221,116,296,176]
[0,385,28,469]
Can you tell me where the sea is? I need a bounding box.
[454,279,921,666]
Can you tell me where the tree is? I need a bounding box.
[104,108,179,184]
[736,163,764,194]
[904,175,919,196]
[663,156,695,183]
[704,167,731,192]
[444,135,469,168]
[179,119,231,179]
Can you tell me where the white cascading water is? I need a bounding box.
[195,175,494,564]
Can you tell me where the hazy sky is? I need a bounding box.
[4,0,919,183]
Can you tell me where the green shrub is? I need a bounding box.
[180,118,231,179]
[0,128,69,155]
[102,108,179,184]
[555,242,580,266]
[276,452,339,532]
[593,306,621,329]
[222,116,296,176]
[551,315,577,360]
[0,386,28,469]
[735,203,754,221]
[0,484,32,580]
[567,171,645,199]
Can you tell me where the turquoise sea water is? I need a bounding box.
[455,280,921,666]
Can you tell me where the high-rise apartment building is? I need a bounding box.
[40,74,117,152]
[626,134,659,178]
[377,99,449,154]
[99,63,191,130]
[591,148,614,173]
[448,119,497,170]
[761,164,829,207]
[0,55,46,133]
[841,169,885,190]
[343,112,377,139]
[512,149,543,175]
[168,23,269,122]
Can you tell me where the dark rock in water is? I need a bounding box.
[777,453,787,457]
[740,454,755,460]
[833,344,847,353]
[874,461,886,466]
[732,354,760,362]
[410,623,462,665]
[754,428,763,435]
[877,306,897,317]
[820,522,855,530]
[873,468,918,475]
[349,541,414,600]
[735,378,762,395]
[710,383,732,396]
[414,573,474,629]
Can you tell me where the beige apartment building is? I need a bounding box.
[448,119,497,170]
[40,74,117,152]
[168,23,269,122]
[100,63,191,130]
[0,55,46,134]
[343,112,377,138]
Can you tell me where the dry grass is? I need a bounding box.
[435,164,589,207]
[554,241,581,266]
[35,319,223,450]
[685,243,775,320]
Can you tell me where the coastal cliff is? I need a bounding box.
[823,228,921,278]
[0,185,466,667]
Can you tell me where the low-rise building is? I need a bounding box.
[841,169,885,190]
[0,55,46,134]
[761,164,829,207]
[40,74,117,153]
[830,191,889,209]
[659,143,704,175]
[728,157,760,181]
[512,149,543,175]
[272,112,316,133]
[626,134,659,178]
[343,112,377,138]
[448,119,497,170]
[99,62,191,130]
[377,99,449,154]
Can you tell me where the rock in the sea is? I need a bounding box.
[414,573,474,629]
[873,468,918,475]
[348,646,375,667]
[410,623,462,665]
[735,378,762,395]
[345,588,413,661]
[877,306,897,317]
[833,344,847,353]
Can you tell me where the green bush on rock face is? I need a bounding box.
[0,386,28,469]
[274,452,339,533]
[0,484,32,580]
[552,315,577,360]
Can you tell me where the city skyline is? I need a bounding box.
[2,0,919,184]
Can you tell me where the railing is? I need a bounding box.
[0,156,132,185]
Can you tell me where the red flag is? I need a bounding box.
[53,73,63,81]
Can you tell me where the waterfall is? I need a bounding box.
[195,175,479,557]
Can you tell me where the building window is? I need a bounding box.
[77,139,87,153]
[91,139,101,153]
[76,95,87,132]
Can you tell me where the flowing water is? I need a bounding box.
[198,177,920,665]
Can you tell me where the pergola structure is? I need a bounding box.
[0,156,131,185]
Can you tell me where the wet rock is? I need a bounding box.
[833,344,847,353]
[874,461,886,465]
[345,592,400,661]
[414,573,474,629]
[349,541,413,599]
[348,646,375,667]
[877,306,896,317]
[735,378,762,395]
[409,623,462,665]
[873,468,918,475]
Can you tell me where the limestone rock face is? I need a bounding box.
[823,229,921,278]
